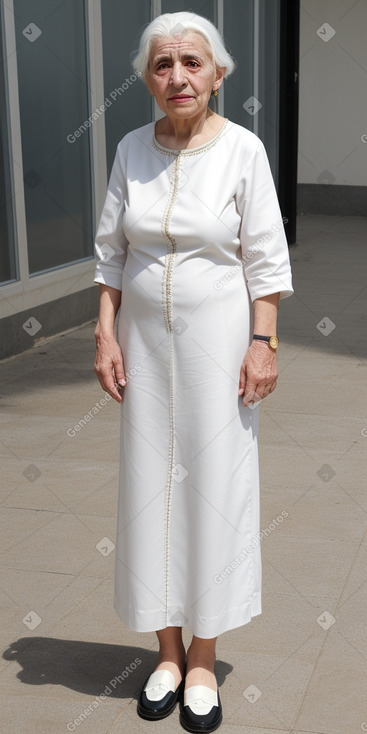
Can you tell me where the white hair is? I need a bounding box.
[132,12,236,79]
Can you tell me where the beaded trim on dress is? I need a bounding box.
[160,154,181,625]
[151,118,229,156]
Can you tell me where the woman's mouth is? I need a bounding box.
[168,94,193,102]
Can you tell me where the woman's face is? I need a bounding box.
[145,30,224,120]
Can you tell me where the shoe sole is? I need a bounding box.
[179,692,223,733]
[179,709,223,732]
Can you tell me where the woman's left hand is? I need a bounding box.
[238,340,278,406]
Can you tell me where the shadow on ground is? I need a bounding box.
[2,637,232,698]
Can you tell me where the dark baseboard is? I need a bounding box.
[297,184,367,216]
[0,286,99,361]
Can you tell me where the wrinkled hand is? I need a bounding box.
[239,340,278,406]
[94,334,126,403]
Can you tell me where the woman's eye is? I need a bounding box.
[155,60,199,71]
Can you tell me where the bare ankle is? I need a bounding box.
[156,627,185,674]
[187,640,216,665]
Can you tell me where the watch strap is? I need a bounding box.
[252,334,271,343]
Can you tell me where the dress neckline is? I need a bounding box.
[152,118,229,156]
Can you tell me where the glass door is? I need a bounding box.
[13,0,94,274]
[223,1,280,180]
[223,0,299,243]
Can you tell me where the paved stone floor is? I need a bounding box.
[0,214,366,733]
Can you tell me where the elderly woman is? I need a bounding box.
[94,11,293,733]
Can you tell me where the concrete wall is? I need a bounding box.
[0,287,98,361]
[298,0,367,188]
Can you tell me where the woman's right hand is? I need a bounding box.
[94,331,126,403]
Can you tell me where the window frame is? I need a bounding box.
[0,0,108,318]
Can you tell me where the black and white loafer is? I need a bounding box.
[179,685,222,732]
[137,669,184,720]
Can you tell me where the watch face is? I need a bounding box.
[269,336,279,349]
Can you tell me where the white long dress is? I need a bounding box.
[94,119,293,639]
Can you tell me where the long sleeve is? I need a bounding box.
[236,139,293,301]
[94,142,129,291]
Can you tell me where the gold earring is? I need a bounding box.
[212,89,218,97]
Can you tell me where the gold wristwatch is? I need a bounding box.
[252,334,279,350]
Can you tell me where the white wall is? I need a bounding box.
[298,0,367,186]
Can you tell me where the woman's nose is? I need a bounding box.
[170,61,186,87]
